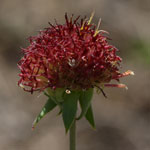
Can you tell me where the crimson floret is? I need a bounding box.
[18,13,134,93]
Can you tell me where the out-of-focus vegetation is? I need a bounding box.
[131,40,150,64]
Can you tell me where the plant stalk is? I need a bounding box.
[69,120,76,150]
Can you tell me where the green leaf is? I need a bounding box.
[44,91,50,98]
[62,91,80,133]
[78,88,93,120]
[46,88,65,104]
[32,97,57,129]
[54,88,65,102]
[85,104,95,129]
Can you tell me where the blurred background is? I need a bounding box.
[0,0,150,150]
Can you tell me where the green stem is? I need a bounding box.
[69,120,76,150]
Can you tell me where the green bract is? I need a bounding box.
[32,88,95,132]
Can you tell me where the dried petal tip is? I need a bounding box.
[113,70,135,80]
[129,71,135,75]
[19,83,25,89]
[104,83,128,89]
[124,70,135,76]
[88,11,95,25]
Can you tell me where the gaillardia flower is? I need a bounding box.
[18,13,134,94]
[18,14,134,149]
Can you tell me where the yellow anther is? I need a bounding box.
[94,30,100,37]
[81,11,95,31]
[93,18,101,37]
[80,19,86,31]
[88,11,95,25]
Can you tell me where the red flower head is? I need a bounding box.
[18,13,134,94]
